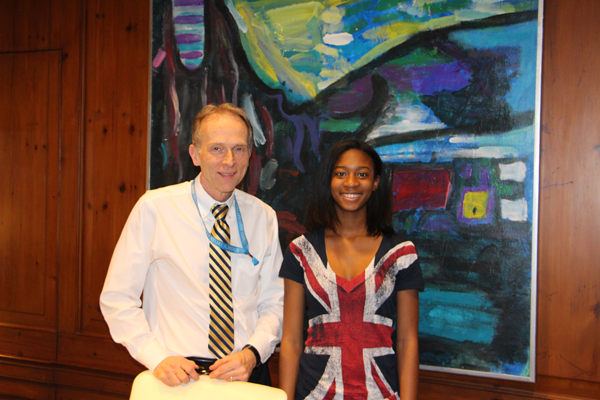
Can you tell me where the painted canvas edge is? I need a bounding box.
[146,1,153,192]
[418,0,545,383]
[145,0,546,382]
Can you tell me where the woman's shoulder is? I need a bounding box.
[290,229,324,248]
[382,231,416,249]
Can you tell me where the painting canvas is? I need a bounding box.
[150,0,543,381]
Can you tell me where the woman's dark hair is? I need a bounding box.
[305,139,394,237]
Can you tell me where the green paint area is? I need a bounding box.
[241,0,316,10]
[344,1,376,18]
[424,0,473,15]
[346,18,368,34]
[502,1,538,12]
[497,184,514,196]
[320,118,364,132]
[375,0,409,12]
[387,48,453,68]
[374,10,427,24]
[288,51,322,73]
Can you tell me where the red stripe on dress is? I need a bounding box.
[291,241,331,309]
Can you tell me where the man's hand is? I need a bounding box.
[208,348,256,382]
[153,356,200,387]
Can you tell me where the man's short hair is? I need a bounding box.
[191,103,254,148]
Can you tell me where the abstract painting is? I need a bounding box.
[150,0,543,381]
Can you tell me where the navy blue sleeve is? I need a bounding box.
[279,242,304,284]
[395,257,425,292]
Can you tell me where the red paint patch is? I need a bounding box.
[277,211,307,235]
[392,169,451,211]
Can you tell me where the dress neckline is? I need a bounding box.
[318,228,386,292]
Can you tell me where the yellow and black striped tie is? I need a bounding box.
[208,204,234,358]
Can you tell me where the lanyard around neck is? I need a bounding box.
[190,178,259,266]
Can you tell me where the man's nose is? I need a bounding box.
[222,150,236,165]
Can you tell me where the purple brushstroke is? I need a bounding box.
[421,214,460,234]
[285,137,293,156]
[407,64,472,94]
[176,33,203,43]
[379,62,471,95]
[269,94,305,172]
[480,168,490,186]
[460,163,472,179]
[174,0,204,6]
[180,51,204,59]
[291,118,305,173]
[174,14,204,24]
[327,75,374,114]
[301,114,323,158]
[267,94,327,171]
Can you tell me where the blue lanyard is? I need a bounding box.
[190,179,259,266]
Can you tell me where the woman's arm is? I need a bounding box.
[396,289,420,400]
[279,278,306,400]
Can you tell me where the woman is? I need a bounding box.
[279,140,424,400]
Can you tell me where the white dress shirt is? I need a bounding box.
[100,175,284,371]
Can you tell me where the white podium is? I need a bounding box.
[130,370,287,400]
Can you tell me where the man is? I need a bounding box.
[100,104,283,387]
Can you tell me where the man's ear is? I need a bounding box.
[189,144,201,167]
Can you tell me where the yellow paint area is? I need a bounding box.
[463,191,489,219]
[424,15,459,31]
[321,7,343,24]
[362,21,421,41]
[234,1,466,100]
[239,6,317,99]
[314,44,339,58]
[265,2,324,37]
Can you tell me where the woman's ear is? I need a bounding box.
[373,175,380,191]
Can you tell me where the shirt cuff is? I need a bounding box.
[246,334,277,365]
[136,340,171,371]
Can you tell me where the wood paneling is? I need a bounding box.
[79,0,149,337]
[0,50,60,342]
[53,0,85,336]
[0,0,51,53]
[0,378,54,400]
[537,0,600,383]
[57,334,143,376]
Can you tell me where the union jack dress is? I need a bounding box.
[280,230,424,400]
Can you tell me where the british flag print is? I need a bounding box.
[289,235,419,400]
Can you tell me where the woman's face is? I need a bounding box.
[330,149,380,215]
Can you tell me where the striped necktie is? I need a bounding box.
[208,204,234,358]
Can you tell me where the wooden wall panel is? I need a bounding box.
[0,360,55,400]
[52,0,85,336]
[0,0,51,53]
[536,0,600,383]
[79,0,150,337]
[0,50,60,356]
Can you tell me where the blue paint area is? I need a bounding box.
[177,42,202,52]
[450,20,539,113]
[375,126,534,164]
[493,360,529,376]
[419,289,500,344]
[173,5,205,70]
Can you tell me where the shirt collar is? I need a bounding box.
[193,173,236,218]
